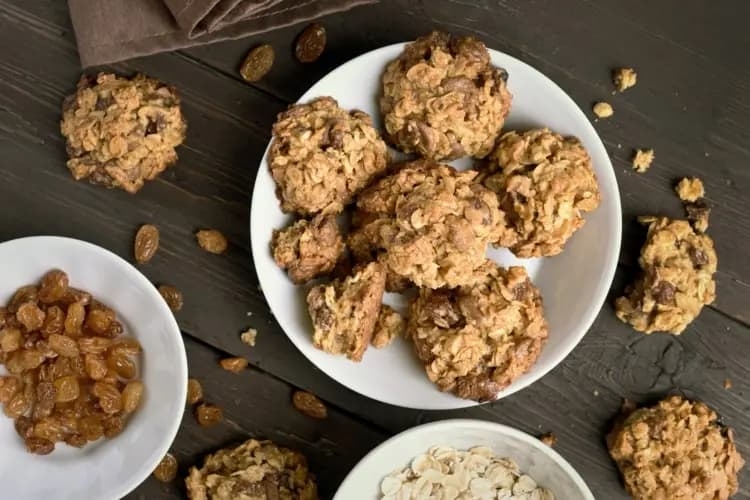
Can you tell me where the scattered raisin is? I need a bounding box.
[292,390,328,419]
[295,23,326,63]
[134,224,160,264]
[195,229,228,254]
[195,403,223,427]
[38,270,69,304]
[240,44,275,82]
[25,437,55,455]
[187,378,203,405]
[158,285,184,312]
[219,357,248,374]
[153,453,179,482]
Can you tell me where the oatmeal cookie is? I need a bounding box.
[615,217,717,334]
[271,215,344,284]
[60,73,186,193]
[481,128,600,258]
[408,261,548,401]
[186,439,318,500]
[371,305,405,348]
[351,160,506,289]
[381,31,512,160]
[607,396,744,500]
[269,96,388,215]
[306,261,386,361]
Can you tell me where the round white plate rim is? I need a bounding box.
[250,42,622,410]
[332,418,595,500]
[0,235,188,500]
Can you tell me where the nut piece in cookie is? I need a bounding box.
[271,215,344,284]
[615,217,717,334]
[408,261,548,401]
[381,31,512,160]
[306,262,386,361]
[351,159,505,289]
[481,128,601,258]
[186,439,318,500]
[60,73,186,194]
[371,305,405,348]
[269,96,388,215]
[607,396,744,500]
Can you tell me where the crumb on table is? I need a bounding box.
[539,432,558,447]
[724,378,733,390]
[632,149,654,173]
[240,328,257,347]
[593,101,614,118]
[675,177,705,202]
[613,67,637,92]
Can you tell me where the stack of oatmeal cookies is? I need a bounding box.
[267,31,603,403]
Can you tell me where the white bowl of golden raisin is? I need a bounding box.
[0,236,187,500]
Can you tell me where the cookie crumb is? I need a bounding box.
[685,201,711,233]
[593,389,600,397]
[724,378,733,390]
[593,101,614,118]
[613,67,637,92]
[371,305,405,348]
[240,328,257,347]
[539,432,557,447]
[632,149,654,173]
[675,177,705,202]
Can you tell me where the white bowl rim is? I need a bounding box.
[0,235,188,500]
[333,418,595,500]
[250,41,622,409]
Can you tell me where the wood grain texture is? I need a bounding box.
[1,0,749,498]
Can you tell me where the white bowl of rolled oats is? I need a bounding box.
[334,419,594,500]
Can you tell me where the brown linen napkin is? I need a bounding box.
[68,0,375,67]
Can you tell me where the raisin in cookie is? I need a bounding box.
[381,31,512,160]
[186,439,318,500]
[607,396,744,500]
[269,96,388,215]
[60,73,186,194]
[306,261,386,361]
[350,160,506,289]
[408,261,548,401]
[615,216,717,334]
[271,215,344,284]
[481,128,601,258]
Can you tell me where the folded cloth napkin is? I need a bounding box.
[68,0,375,67]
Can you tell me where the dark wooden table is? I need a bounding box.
[1,1,749,498]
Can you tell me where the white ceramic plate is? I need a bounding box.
[251,43,621,410]
[0,236,187,500]
[334,419,595,499]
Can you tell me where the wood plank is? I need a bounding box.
[124,335,388,499]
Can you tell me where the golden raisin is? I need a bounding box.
[48,334,79,357]
[40,306,64,337]
[219,357,248,374]
[153,453,178,482]
[187,378,203,405]
[4,392,31,418]
[292,390,328,419]
[8,286,38,312]
[38,270,69,304]
[79,415,104,441]
[93,382,122,414]
[25,436,54,455]
[195,403,223,427]
[84,308,113,336]
[158,285,183,312]
[53,376,80,403]
[0,327,22,352]
[78,336,111,354]
[32,417,65,441]
[16,303,45,331]
[107,353,136,379]
[32,381,56,420]
[195,229,228,254]
[240,44,275,82]
[64,302,85,337]
[295,23,326,63]
[109,337,141,357]
[19,349,45,370]
[84,354,108,380]
[0,376,21,404]
[102,415,124,438]
[65,433,87,448]
[134,224,160,264]
[102,320,123,338]
[121,381,144,413]
[59,288,91,307]
[14,415,33,439]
